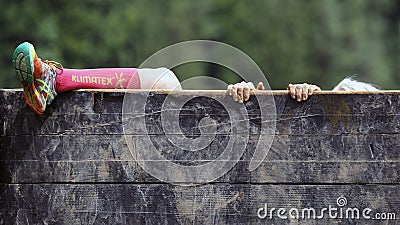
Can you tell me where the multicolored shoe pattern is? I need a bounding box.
[12,42,62,114]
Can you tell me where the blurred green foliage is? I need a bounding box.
[1,0,399,89]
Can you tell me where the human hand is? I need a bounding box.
[287,83,321,102]
[226,81,265,103]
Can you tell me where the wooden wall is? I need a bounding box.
[0,89,399,224]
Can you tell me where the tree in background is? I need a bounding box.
[0,0,399,89]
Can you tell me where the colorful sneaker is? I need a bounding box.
[12,42,62,114]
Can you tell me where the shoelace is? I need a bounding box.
[35,59,63,103]
[43,59,64,71]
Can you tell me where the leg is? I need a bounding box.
[56,67,181,92]
[55,68,140,92]
[12,42,181,114]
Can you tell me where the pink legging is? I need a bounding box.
[55,68,140,93]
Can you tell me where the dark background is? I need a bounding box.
[1,0,399,90]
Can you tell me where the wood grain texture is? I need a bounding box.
[0,89,399,224]
[1,184,399,224]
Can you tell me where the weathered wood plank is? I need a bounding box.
[1,184,398,224]
[2,160,398,184]
[5,112,400,135]
[2,134,399,161]
[1,133,399,183]
[2,90,400,136]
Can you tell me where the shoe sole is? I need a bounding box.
[22,83,44,114]
[12,42,44,114]
[12,42,35,84]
